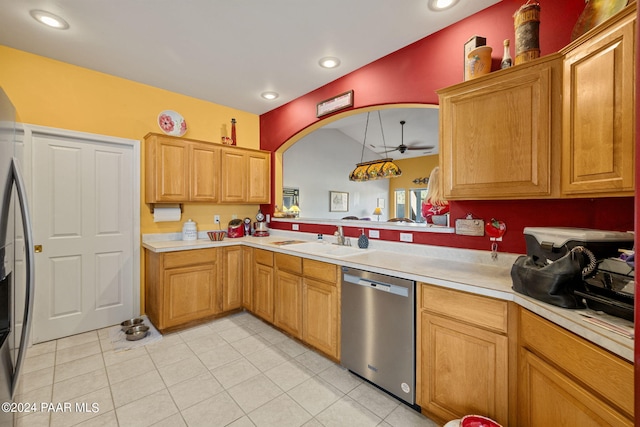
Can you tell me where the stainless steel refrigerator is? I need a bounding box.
[0,87,35,426]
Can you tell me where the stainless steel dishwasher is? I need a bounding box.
[341,266,417,408]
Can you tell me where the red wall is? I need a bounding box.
[260,0,633,255]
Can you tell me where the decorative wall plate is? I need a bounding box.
[157,110,187,136]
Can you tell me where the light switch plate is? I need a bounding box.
[292,224,299,231]
[400,232,413,242]
[369,230,380,239]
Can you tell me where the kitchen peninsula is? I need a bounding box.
[143,229,634,426]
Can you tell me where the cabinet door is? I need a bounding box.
[242,247,253,310]
[303,278,339,359]
[419,312,508,424]
[438,55,561,199]
[190,142,220,202]
[274,270,302,338]
[222,246,243,311]
[518,349,633,427]
[253,264,274,322]
[147,136,189,202]
[220,149,247,203]
[247,151,271,203]
[163,263,218,328]
[562,10,635,196]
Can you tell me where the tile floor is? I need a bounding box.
[14,311,439,427]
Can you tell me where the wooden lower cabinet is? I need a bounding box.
[274,253,303,339]
[518,308,633,426]
[253,249,274,323]
[417,283,509,425]
[303,259,340,360]
[242,247,253,311]
[145,248,220,331]
[221,246,243,311]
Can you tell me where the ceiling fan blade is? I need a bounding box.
[406,145,434,150]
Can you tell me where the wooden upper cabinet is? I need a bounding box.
[145,133,270,204]
[145,133,219,203]
[438,54,562,200]
[560,4,635,196]
[221,147,271,203]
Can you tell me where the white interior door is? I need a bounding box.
[30,128,139,343]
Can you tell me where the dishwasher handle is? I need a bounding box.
[343,273,409,297]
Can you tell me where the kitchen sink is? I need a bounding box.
[282,241,372,257]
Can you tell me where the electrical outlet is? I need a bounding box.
[369,230,380,239]
[292,224,299,231]
[400,232,413,242]
[214,215,220,224]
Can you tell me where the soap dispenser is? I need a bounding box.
[358,228,369,249]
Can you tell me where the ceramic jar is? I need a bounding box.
[182,219,198,241]
[466,46,492,80]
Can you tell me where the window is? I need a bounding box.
[410,188,428,223]
[394,189,406,218]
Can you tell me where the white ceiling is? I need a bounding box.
[0,0,500,115]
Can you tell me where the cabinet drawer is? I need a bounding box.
[303,259,338,284]
[254,249,274,267]
[276,253,302,274]
[519,308,634,418]
[420,283,507,334]
[163,248,217,269]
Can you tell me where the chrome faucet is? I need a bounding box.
[335,226,345,246]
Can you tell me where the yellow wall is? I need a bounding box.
[388,155,439,217]
[0,45,262,312]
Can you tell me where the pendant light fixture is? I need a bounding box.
[349,111,402,182]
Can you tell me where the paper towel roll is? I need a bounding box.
[153,205,181,222]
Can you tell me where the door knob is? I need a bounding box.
[34,245,42,253]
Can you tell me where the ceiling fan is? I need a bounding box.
[384,120,434,154]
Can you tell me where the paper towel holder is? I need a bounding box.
[149,203,183,214]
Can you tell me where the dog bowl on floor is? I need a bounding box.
[125,325,149,341]
[120,317,144,332]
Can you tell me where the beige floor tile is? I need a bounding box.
[168,372,223,411]
[49,386,114,427]
[230,334,271,356]
[274,338,308,358]
[22,351,55,374]
[17,366,54,395]
[101,345,148,366]
[244,346,290,372]
[227,415,258,427]
[315,395,381,427]
[54,354,104,383]
[217,325,255,343]
[317,364,362,394]
[206,317,239,333]
[26,341,57,358]
[347,382,400,419]
[384,404,439,427]
[157,354,208,387]
[115,389,178,427]
[227,373,283,413]
[105,353,155,385]
[180,391,245,427]
[56,331,99,350]
[110,369,166,408]
[15,384,53,420]
[264,360,313,392]
[15,409,50,427]
[52,368,108,402]
[294,350,335,374]
[184,332,227,355]
[258,328,289,345]
[211,357,260,389]
[74,409,118,427]
[151,412,187,427]
[288,377,343,416]
[144,333,183,352]
[197,342,242,370]
[147,342,195,368]
[55,340,102,365]
[248,393,312,427]
[177,324,214,342]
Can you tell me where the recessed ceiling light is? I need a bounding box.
[318,57,341,69]
[30,10,69,29]
[428,0,459,11]
[261,91,279,100]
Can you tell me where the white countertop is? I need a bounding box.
[142,230,635,362]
